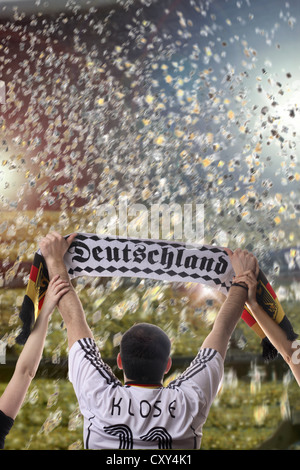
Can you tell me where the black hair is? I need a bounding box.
[120,323,171,384]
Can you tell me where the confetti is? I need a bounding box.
[0,0,299,450]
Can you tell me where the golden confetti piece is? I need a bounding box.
[115,92,125,99]
[202,157,212,167]
[142,119,150,126]
[155,103,166,110]
[68,440,82,450]
[165,75,173,83]
[142,188,151,200]
[192,104,200,114]
[145,94,154,104]
[227,110,235,120]
[274,216,281,225]
[255,142,262,153]
[155,135,165,145]
[176,89,184,98]
[206,133,214,144]
[175,129,184,138]
[97,98,105,106]
[254,405,268,426]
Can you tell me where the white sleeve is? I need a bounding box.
[68,337,121,406]
[168,348,224,416]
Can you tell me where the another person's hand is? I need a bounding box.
[224,247,259,277]
[41,274,71,317]
[232,270,258,308]
[39,232,77,262]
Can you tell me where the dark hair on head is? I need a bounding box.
[120,323,171,384]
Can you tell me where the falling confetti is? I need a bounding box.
[0,0,300,450]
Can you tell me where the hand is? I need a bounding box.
[233,271,258,307]
[39,232,77,262]
[41,275,71,316]
[224,247,259,277]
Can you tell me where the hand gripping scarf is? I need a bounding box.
[16,233,297,361]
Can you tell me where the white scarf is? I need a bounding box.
[62,233,234,293]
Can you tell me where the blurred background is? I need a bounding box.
[0,0,299,450]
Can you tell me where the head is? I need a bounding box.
[117,323,172,384]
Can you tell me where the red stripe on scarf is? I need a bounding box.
[29,264,39,283]
[265,282,276,299]
[241,308,256,327]
[38,297,45,311]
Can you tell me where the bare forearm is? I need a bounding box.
[212,286,247,338]
[15,313,49,378]
[201,286,247,358]
[45,257,92,347]
[249,302,296,362]
[46,258,83,323]
[0,313,50,419]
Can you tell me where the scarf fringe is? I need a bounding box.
[262,317,298,363]
[261,337,278,363]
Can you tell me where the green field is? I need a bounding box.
[1,281,300,450]
[1,369,299,450]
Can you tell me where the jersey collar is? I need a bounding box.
[125,381,162,389]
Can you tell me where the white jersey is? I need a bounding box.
[68,337,223,449]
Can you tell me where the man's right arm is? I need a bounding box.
[39,232,93,349]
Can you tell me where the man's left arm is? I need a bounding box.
[201,248,258,359]
[201,285,248,359]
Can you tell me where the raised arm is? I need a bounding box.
[201,248,258,359]
[235,270,300,386]
[0,275,69,419]
[39,232,93,349]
